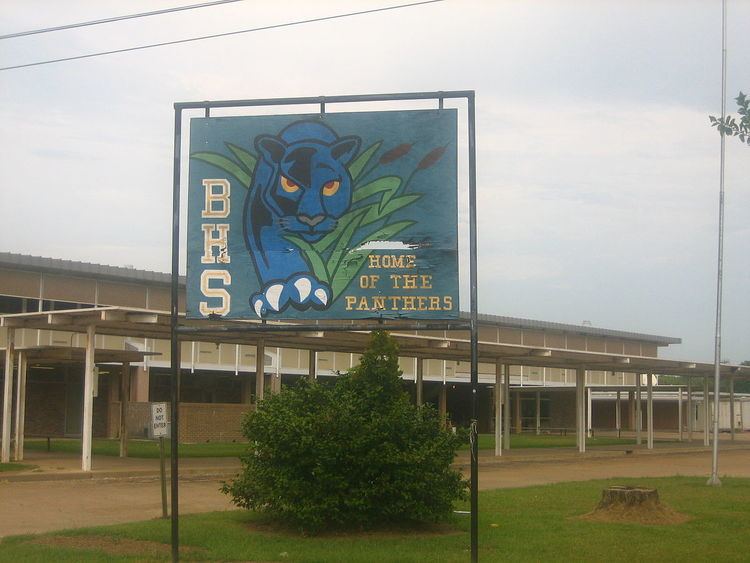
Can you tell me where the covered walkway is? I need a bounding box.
[2,306,749,470]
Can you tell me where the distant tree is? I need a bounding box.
[222,331,467,533]
[735,361,750,393]
[709,91,750,145]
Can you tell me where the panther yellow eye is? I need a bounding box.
[280,176,299,193]
[322,180,340,196]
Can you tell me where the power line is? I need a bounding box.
[0,0,246,40]
[0,0,444,72]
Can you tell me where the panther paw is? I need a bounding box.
[251,275,331,318]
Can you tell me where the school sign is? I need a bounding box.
[186,109,458,320]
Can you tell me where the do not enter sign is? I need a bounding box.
[150,402,169,438]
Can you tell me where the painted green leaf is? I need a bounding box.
[331,250,370,299]
[330,220,415,299]
[348,141,382,182]
[283,235,329,284]
[226,143,258,176]
[311,207,369,254]
[326,212,366,279]
[191,152,251,188]
[352,176,401,205]
[362,194,421,225]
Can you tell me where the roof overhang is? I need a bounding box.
[14,345,157,365]
[1,307,746,379]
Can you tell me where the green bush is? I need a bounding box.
[222,331,467,532]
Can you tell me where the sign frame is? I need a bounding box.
[185,109,460,322]
[170,91,479,563]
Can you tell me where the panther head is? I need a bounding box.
[254,121,361,243]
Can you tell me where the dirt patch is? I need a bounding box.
[580,503,690,525]
[579,486,690,525]
[245,519,461,538]
[30,535,206,559]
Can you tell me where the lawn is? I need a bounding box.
[0,462,36,472]
[1,476,747,561]
[465,433,646,450]
[24,434,645,460]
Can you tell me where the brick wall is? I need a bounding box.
[7,377,111,438]
[180,403,250,443]
[25,379,66,436]
[116,401,251,442]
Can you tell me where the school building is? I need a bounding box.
[1,251,748,469]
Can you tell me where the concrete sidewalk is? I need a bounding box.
[2,450,242,482]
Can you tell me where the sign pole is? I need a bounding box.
[170,105,183,562]
[160,436,169,519]
[467,92,479,563]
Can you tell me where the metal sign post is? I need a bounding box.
[150,402,170,519]
[171,91,479,562]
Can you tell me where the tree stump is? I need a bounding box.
[582,486,689,525]
[597,486,660,509]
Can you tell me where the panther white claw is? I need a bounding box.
[294,277,312,302]
[314,288,328,306]
[265,284,284,311]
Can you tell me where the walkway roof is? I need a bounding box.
[1,307,746,380]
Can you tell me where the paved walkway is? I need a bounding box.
[1,438,748,537]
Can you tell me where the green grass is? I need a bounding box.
[1,476,748,561]
[24,434,650,460]
[24,439,247,459]
[0,462,36,472]
[462,433,647,451]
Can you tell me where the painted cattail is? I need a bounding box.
[379,143,412,164]
[416,145,447,170]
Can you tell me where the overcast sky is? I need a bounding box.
[1,0,748,363]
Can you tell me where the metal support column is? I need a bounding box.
[678,387,683,442]
[503,364,511,450]
[647,372,654,450]
[439,385,447,426]
[615,391,621,438]
[308,350,316,382]
[729,375,735,441]
[535,390,541,436]
[271,347,282,394]
[1,329,14,464]
[687,378,693,442]
[255,339,265,402]
[120,362,130,457]
[82,324,96,471]
[704,376,710,446]
[576,368,585,453]
[586,387,592,438]
[416,358,424,407]
[494,361,502,457]
[13,351,26,461]
[636,373,642,445]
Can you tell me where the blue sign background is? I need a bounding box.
[187,109,458,320]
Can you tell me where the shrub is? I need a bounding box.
[222,331,467,532]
